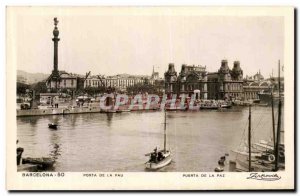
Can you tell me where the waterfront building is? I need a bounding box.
[243,71,271,100]
[243,80,271,100]
[84,75,102,88]
[104,74,152,92]
[164,63,178,97]
[243,72,285,101]
[80,72,158,93]
[207,60,244,100]
[47,71,78,90]
[164,61,244,100]
[164,63,208,99]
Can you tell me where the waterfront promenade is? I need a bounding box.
[17,100,161,117]
[17,94,260,117]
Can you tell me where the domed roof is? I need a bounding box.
[253,70,264,80]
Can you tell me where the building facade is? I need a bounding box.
[164,63,208,99]
[165,60,244,100]
[243,72,273,100]
[104,74,153,92]
[207,60,244,100]
[82,74,155,92]
[84,76,102,88]
[243,80,271,100]
[164,63,178,96]
[47,71,78,90]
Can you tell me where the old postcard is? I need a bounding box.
[6,6,294,190]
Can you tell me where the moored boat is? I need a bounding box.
[48,123,58,129]
[22,157,55,170]
[230,60,285,172]
[200,104,218,109]
[145,150,172,170]
[145,111,172,170]
[116,109,131,113]
[220,104,232,109]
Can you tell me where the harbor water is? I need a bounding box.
[17,106,282,172]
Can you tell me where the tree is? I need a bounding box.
[127,83,160,95]
[17,82,30,95]
[31,81,48,95]
[83,86,107,96]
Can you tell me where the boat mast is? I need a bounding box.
[248,104,251,172]
[164,111,167,153]
[275,60,282,171]
[271,90,276,152]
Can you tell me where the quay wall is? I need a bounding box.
[17,107,101,117]
[17,104,161,117]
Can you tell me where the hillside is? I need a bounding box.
[17,70,49,84]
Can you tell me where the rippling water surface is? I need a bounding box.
[17,106,280,172]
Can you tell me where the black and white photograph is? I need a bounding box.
[6,6,294,190]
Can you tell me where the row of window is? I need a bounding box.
[84,79,152,88]
[244,92,259,99]
[226,83,243,91]
[50,79,76,87]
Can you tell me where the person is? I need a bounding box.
[51,98,54,108]
[153,147,158,163]
[157,152,163,161]
[16,140,24,165]
[53,97,57,108]
[150,153,156,162]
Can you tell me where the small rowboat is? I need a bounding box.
[214,166,224,172]
[22,157,55,169]
[48,123,58,129]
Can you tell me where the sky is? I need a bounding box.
[12,7,284,78]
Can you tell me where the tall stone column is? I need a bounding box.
[52,17,60,74]
[50,17,61,91]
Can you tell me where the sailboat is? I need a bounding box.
[145,111,172,170]
[230,105,276,172]
[230,60,285,172]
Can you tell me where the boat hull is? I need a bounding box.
[116,110,131,113]
[200,106,218,110]
[48,124,58,129]
[220,105,232,109]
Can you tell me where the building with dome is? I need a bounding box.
[243,80,271,100]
